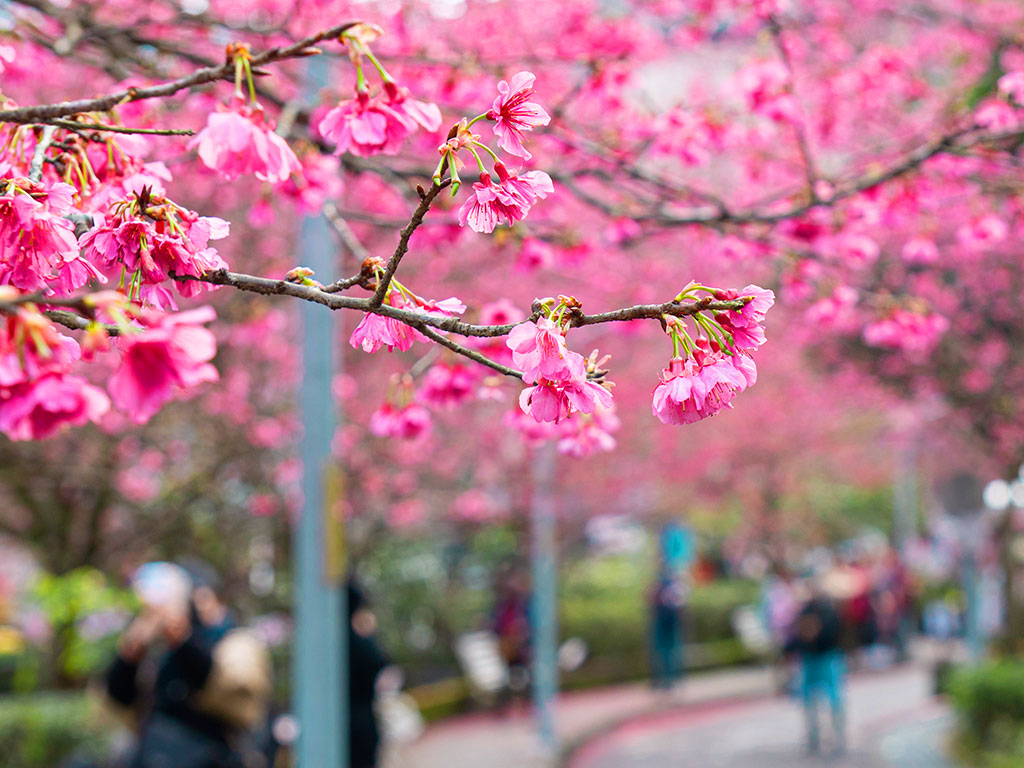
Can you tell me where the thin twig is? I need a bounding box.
[413,325,524,379]
[51,119,194,136]
[369,181,447,308]
[0,20,360,124]
[768,16,819,195]
[28,125,56,182]
[44,309,122,336]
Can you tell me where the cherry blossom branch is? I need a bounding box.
[323,202,373,264]
[570,126,1024,227]
[44,309,122,336]
[189,269,748,336]
[0,20,361,125]
[0,290,123,336]
[369,181,448,308]
[28,125,56,182]
[767,16,820,196]
[50,119,194,136]
[412,326,525,379]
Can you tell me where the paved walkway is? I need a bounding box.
[400,666,774,768]
[569,666,952,768]
[398,663,953,768]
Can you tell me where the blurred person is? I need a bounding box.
[492,567,531,706]
[838,556,875,665]
[786,579,846,755]
[650,567,687,690]
[760,567,800,693]
[104,560,273,768]
[348,580,390,768]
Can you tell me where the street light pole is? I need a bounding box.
[294,53,347,768]
[531,442,558,755]
[893,437,917,551]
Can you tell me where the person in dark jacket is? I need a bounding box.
[348,580,390,768]
[106,562,240,768]
[650,569,686,690]
[785,583,846,755]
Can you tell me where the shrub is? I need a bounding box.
[0,692,113,768]
[949,659,1024,767]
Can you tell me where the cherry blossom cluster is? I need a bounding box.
[652,285,774,426]
[509,300,613,425]
[435,72,553,234]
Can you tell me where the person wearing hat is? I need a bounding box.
[105,560,272,768]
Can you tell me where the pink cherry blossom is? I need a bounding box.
[714,284,775,347]
[652,352,749,426]
[457,173,530,234]
[108,307,219,423]
[0,178,79,292]
[487,71,551,159]
[383,81,443,134]
[976,99,1019,132]
[836,233,880,266]
[493,162,554,207]
[557,406,620,458]
[506,318,580,383]
[998,70,1024,103]
[319,92,418,157]
[349,312,416,353]
[0,307,81,386]
[516,238,555,272]
[652,357,708,425]
[0,372,109,440]
[957,214,1008,251]
[417,363,476,408]
[369,402,431,440]
[190,102,300,184]
[863,310,949,355]
[78,202,228,309]
[518,380,572,423]
[900,237,940,265]
[804,286,860,329]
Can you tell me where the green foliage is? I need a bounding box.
[0,692,112,768]
[949,659,1024,767]
[559,555,758,657]
[359,534,759,697]
[18,568,137,689]
[804,482,897,544]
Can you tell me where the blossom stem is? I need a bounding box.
[465,146,489,177]
[361,46,394,84]
[472,141,502,164]
[668,325,682,359]
[242,58,258,105]
[355,58,368,93]
[695,312,733,354]
[233,56,246,99]
[466,113,489,128]
[678,323,696,357]
[431,152,448,187]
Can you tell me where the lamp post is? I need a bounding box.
[531,441,558,756]
[942,473,986,664]
[984,469,1024,648]
[293,53,347,768]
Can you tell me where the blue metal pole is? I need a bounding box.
[963,551,983,663]
[294,53,347,768]
[531,442,558,753]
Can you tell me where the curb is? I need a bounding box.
[558,686,775,767]
[558,663,936,768]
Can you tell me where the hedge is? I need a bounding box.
[949,659,1024,768]
[0,692,112,768]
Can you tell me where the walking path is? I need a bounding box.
[401,667,774,768]
[400,662,954,768]
[569,666,952,768]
